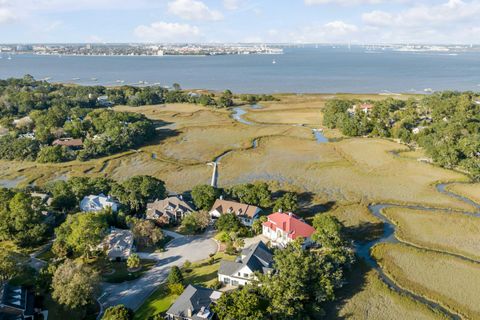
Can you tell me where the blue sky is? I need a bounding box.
[1,0,479,44]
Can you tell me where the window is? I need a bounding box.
[223,277,230,284]
[243,273,249,278]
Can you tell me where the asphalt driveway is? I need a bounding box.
[98,232,218,311]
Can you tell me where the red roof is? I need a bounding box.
[360,103,374,110]
[262,212,315,240]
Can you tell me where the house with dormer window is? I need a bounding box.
[209,199,261,227]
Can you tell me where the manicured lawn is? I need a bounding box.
[43,295,99,320]
[134,253,234,320]
[101,259,157,283]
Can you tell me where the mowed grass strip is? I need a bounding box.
[383,207,480,261]
[372,243,480,319]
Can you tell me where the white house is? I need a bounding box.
[209,199,261,227]
[80,193,119,212]
[99,228,134,261]
[218,241,273,287]
[262,212,316,248]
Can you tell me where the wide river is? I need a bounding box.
[1,46,480,93]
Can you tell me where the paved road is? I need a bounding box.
[99,232,218,311]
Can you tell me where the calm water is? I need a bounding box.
[1,47,480,93]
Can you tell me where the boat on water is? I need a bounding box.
[272,59,276,64]
[7,55,12,60]
[91,78,98,81]
[72,77,80,80]
[116,80,125,83]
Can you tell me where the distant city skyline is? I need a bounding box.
[1,0,480,44]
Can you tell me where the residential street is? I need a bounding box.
[98,231,218,311]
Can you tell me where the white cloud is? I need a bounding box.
[223,0,241,10]
[359,0,480,43]
[168,0,223,21]
[282,20,359,43]
[0,7,15,24]
[305,0,383,5]
[134,21,201,42]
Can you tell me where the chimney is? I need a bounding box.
[220,195,223,200]
[278,208,282,213]
[288,212,293,217]
[187,308,192,317]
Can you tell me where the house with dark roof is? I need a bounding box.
[146,195,194,225]
[218,241,273,287]
[0,284,35,320]
[165,285,222,320]
[262,212,316,248]
[209,199,261,227]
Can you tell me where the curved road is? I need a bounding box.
[98,231,217,311]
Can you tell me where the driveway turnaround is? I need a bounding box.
[98,232,217,311]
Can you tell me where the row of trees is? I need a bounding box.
[323,92,480,179]
[191,182,299,213]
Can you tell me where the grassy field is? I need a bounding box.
[329,263,448,320]
[383,207,480,261]
[328,203,384,242]
[446,183,480,205]
[372,243,480,320]
[134,252,234,320]
[1,99,472,213]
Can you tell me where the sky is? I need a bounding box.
[1,0,480,44]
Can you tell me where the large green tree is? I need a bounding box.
[0,190,48,247]
[214,286,266,320]
[102,305,133,320]
[55,211,109,258]
[112,175,166,212]
[51,260,100,309]
[191,184,219,210]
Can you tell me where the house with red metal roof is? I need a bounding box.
[262,212,315,248]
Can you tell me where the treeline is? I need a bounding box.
[323,92,480,179]
[0,109,155,162]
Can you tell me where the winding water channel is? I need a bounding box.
[228,105,480,319]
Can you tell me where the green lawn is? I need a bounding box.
[134,253,234,320]
[43,295,99,320]
[102,259,157,283]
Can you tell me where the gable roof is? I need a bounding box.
[80,194,117,212]
[166,285,221,320]
[210,199,260,218]
[100,228,133,259]
[219,241,273,277]
[263,212,315,240]
[52,138,83,147]
[146,196,194,219]
[0,284,26,311]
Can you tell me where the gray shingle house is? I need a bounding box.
[146,195,194,225]
[0,284,35,320]
[165,285,222,320]
[218,241,273,287]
